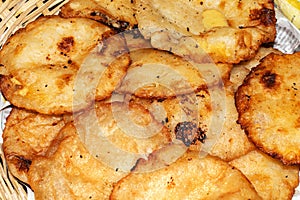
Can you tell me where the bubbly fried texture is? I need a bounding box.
[230,47,282,92]
[229,150,300,200]
[116,49,209,98]
[28,123,127,200]
[128,90,212,150]
[74,101,172,171]
[130,86,254,161]
[2,108,66,183]
[60,0,137,30]
[235,52,300,165]
[135,0,276,64]
[110,151,262,200]
[0,16,130,115]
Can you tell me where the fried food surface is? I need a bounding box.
[2,108,66,183]
[60,0,137,30]
[28,123,127,200]
[230,47,282,92]
[74,101,172,171]
[135,0,276,63]
[129,84,253,161]
[116,49,208,98]
[229,150,299,200]
[209,88,255,161]
[110,151,262,200]
[235,52,300,165]
[0,16,130,114]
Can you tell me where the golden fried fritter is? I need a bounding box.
[229,150,300,200]
[74,101,172,172]
[115,49,224,98]
[28,123,127,200]
[0,16,130,114]
[129,86,254,161]
[60,0,137,30]
[135,0,276,64]
[235,52,300,165]
[110,150,262,200]
[2,108,67,183]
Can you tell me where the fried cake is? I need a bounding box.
[135,0,276,64]
[28,123,127,200]
[128,85,254,161]
[2,108,67,183]
[60,0,137,30]
[74,101,172,172]
[115,49,229,98]
[110,150,262,199]
[235,52,300,165]
[0,16,130,115]
[229,150,299,200]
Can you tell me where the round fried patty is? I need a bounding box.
[235,52,300,165]
[0,16,130,115]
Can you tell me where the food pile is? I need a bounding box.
[0,0,300,199]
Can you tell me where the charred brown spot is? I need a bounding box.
[250,8,275,26]
[167,176,176,189]
[57,36,75,53]
[175,121,206,147]
[237,0,243,9]
[261,71,277,88]
[15,156,32,172]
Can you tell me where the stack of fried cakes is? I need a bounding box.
[0,0,299,199]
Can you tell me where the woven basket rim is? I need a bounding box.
[0,0,69,49]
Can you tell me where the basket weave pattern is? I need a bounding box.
[0,0,69,48]
[0,0,69,199]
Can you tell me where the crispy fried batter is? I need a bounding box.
[0,16,130,114]
[60,0,137,30]
[110,150,262,199]
[129,86,254,161]
[230,47,282,92]
[28,123,127,200]
[74,101,172,171]
[2,108,67,183]
[135,0,276,64]
[115,49,229,98]
[235,52,300,165]
[209,88,255,161]
[229,150,300,200]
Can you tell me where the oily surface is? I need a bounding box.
[236,52,300,165]
[116,49,209,98]
[110,150,262,200]
[74,101,172,171]
[230,150,300,200]
[135,0,276,64]
[2,108,67,183]
[0,16,130,114]
[28,123,127,200]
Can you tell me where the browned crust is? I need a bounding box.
[235,52,300,165]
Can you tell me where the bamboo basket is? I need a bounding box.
[0,1,69,199]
